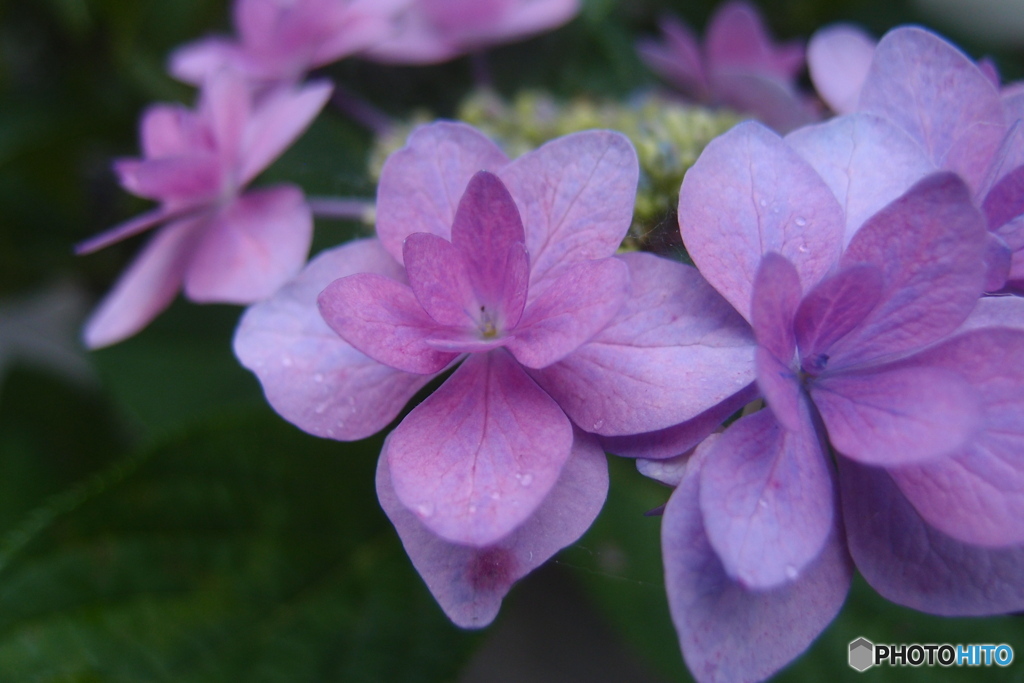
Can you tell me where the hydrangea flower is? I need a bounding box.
[363,0,579,65]
[637,0,817,132]
[77,73,332,348]
[653,120,1024,683]
[170,0,404,86]
[806,26,1024,293]
[234,121,754,626]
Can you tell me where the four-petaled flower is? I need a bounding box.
[234,121,754,626]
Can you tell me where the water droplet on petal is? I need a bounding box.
[785,565,798,580]
[313,373,324,383]
[415,503,434,518]
[795,216,807,226]
[314,402,328,414]
[592,419,604,430]
[282,356,293,367]
[758,199,767,208]
[469,504,478,514]
[758,499,768,508]
[519,474,533,487]
[490,491,501,501]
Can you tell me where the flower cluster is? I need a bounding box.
[76,3,1024,682]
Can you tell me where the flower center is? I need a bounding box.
[478,306,499,339]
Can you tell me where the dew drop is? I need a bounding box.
[313,373,324,383]
[758,199,767,208]
[795,216,807,226]
[785,564,798,580]
[519,473,533,487]
[469,504,478,514]
[758,499,768,508]
[415,503,434,518]
[490,491,501,501]
[528,551,534,561]
[314,402,328,414]
[326,428,335,437]
[592,419,604,430]
[282,356,293,367]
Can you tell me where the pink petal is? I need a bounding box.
[376,122,510,264]
[498,130,638,286]
[807,24,876,115]
[530,252,755,435]
[601,383,758,461]
[377,427,606,629]
[183,185,313,304]
[168,37,241,85]
[403,232,479,329]
[887,329,1024,546]
[794,264,883,371]
[451,0,580,46]
[812,364,982,466]
[362,7,463,65]
[200,70,251,174]
[785,113,937,244]
[83,216,203,349]
[75,206,177,255]
[665,441,851,683]
[450,171,529,327]
[386,350,574,547]
[139,104,203,159]
[859,26,1006,193]
[678,121,844,321]
[239,79,333,184]
[506,257,629,369]
[840,457,1024,616]
[709,69,818,133]
[699,405,834,590]
[233,238,434,440]
[705,1,804,79]
[830,173,987,366]
[318,271,457,375]
[114,155,222,207]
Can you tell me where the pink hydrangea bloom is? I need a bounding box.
[655,119,1024,683]
[364,0,580,65]
[170,0,405,86]
[637,1,817,132]
[78,73,332,348]
[234,121,754,626]
[807,26,1024,293]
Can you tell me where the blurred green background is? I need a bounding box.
[1,0,1023,680]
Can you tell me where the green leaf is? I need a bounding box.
[0,413,480,682]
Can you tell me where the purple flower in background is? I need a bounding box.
[656,120,1024,683]
[77,73,332,348]
[364,0,580,65]
[637,0,817,132]
[807,26,1024,293]
[806,23,875,115]
[170,0,404,86]
[234,121,754,626]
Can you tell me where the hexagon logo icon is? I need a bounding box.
[849,637,874,672]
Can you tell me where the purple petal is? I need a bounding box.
[751,253,800,364]
[183,185,313,304]
[794,264,883,371]
[887,329,1024,546]
[982,232,1012,292]
[957,295,1024,333]
[666,445,851,683]
[755,347,801,434]
[812,364,982,466]
[506,258,629,369]
[139,104,202,159]
[233,238,433,440]
[699,406,834,589]
[705,1,804,79]
[708,70,817,133]
[807,24,876,115]
[403,232,478,329]
[983,164,1024,231]
[602,383,758,460]
[318,272,457,375]
[239,79,333,184]
[785,113,937,244]
[387,350,573,547]
[376,122,510,264]
[498,130,638,286]
[637,16,708,99]
[377,427,606,629]
[167,37,240,85]
[977,120,1024,218]
[678,121,844,321]
[830,173,987,366]
[200,70,251,174]
[840,457,1024,616]
[83,216,203,349]
[859,26,1006,192]
[530,252,755,435]
[450,171,529,327]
